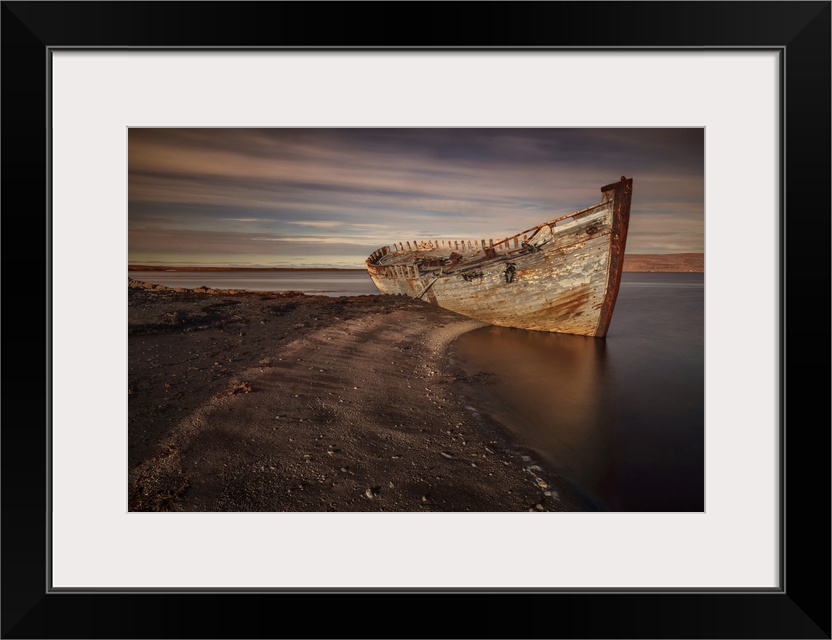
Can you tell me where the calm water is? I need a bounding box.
[129,270,380,296]
[450,272,704,512]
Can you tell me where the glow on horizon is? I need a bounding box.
[128,128,704,268]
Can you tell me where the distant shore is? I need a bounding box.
[129,252,704,274]
[622,253,703,273]
[128,265,366,272]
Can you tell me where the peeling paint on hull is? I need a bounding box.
[366,177,633,337]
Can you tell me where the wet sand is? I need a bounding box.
[128,279,589,512]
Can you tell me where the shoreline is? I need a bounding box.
[128,266,366,272]
[128,252,704,274]
[128,279,590,512]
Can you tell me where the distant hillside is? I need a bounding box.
[623,253,703,273]
[129,254,704,274]
[128,265,364,272]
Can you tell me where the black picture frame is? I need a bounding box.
[2,2,829,638]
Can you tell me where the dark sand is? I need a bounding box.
[128,279,588,512]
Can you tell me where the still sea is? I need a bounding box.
[451,272,704,512]
[131,269,704,512]
[129,269,380,296]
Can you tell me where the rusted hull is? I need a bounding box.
[366,177,633,337]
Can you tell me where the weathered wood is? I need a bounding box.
[365,177,633,337]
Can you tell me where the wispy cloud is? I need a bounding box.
[128,128,704,266]
[287,221,342,228]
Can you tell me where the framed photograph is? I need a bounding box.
[4,2,829,638]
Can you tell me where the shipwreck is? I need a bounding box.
[366,176,633,337]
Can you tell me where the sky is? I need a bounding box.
[128,128,704,268]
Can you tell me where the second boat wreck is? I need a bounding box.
[366,176,633,337]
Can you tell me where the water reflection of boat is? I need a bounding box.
[452,325,612,509]
[366,177,633,337]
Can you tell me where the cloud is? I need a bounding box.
[128,128,704,265]
[287,221,342,228]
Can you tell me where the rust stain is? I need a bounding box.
[594,177,632,337]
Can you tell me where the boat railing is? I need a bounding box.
[368,200,606,265]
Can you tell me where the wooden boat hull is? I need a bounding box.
[366,177,632,337]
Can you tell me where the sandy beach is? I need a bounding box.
[128,279,589,512]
